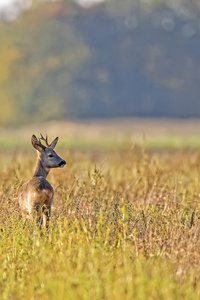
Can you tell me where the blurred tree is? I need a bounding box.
[0,90,15,126]
[0,34,20,125]
[0,35,20,84]
[0,0,200,125]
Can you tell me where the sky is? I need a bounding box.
[0,0,32,21]
[0,0,106,21]
[74,0,105,8]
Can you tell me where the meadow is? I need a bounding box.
[1,120,200,299]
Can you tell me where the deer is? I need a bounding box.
[18,134,66,228]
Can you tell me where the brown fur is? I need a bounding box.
[18,134,66,227]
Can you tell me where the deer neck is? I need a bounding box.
[33,158,49,178]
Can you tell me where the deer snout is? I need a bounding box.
[59,160,66,168]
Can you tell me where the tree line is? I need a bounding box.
[1,0,200,126]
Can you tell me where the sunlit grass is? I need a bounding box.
[1,144,200,299]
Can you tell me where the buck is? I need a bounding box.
[18,134,66,227]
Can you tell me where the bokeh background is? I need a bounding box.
[0,0,200,147]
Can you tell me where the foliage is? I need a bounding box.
[0,32,19,125]
[1,0,200,125]
[1,146,200,298]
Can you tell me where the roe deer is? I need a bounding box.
[18,134,66,227]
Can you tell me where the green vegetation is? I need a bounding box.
[147,136,200,150]
[1,118,200,151]
[2,134,200,151]
[1,0,200,125]
[1,145,200,299]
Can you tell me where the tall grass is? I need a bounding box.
[1,146,200,299]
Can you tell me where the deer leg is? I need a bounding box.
[22,213,26,222]
[34,203,43,227]
[22,211,34,228]
[21,209,32,227]
[42,205,51,228]
[43,213,47,228]
[22,213,26,228]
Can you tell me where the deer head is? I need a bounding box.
[31,134,66,170]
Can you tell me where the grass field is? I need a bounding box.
[2,118,200,150]
[1,119,200,299]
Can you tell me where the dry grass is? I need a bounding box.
[1,144,200,299]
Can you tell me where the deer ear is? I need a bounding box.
[50,137,59,149]
[31,135,45,152]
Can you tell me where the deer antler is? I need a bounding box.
[39,133,50,147]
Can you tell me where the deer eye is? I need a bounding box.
[48,154,53,158]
